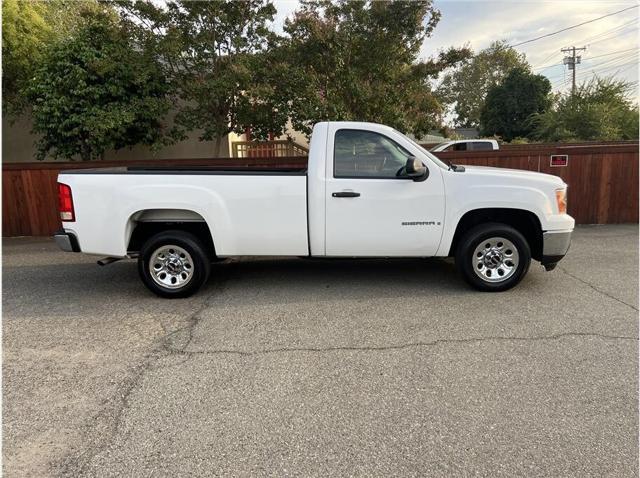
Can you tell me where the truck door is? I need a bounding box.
[324,125,445,257]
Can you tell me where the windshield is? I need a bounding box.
[398,132,451,170]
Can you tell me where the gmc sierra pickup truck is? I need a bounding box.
[55,121,573,298]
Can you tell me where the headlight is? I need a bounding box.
[555,188,567,214]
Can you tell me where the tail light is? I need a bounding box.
[58,183,75,221]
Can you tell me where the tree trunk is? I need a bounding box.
[214,135,224,158]
[81,141,92,161]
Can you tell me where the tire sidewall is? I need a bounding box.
[138,231,211,298]
[457,223,531,292]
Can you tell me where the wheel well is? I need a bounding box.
[127,212,215,257]
[449,208,543,260]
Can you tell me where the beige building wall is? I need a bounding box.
[2,113,231,163]
[280,120,310,148]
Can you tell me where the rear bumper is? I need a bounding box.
[541,230,572,270]
[54,229,80,252]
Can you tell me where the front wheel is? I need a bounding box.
[456,223,531,292]
[138,230,211,298]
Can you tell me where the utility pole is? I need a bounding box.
[561,46,587,94]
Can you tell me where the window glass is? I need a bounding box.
[472,141,493,151]
[334,129,412,178]
[452,143,467,151]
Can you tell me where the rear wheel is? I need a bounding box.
[138,230,211,298]
[456,223,531,292]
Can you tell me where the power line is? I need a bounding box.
[536,47,639,72]
[534,60,561,71]
[572,17,639,46]
[583,47,639,61]
[545,49,638,80]
[573,56,639,83]
[583,51,638,70]
[509,5,638,48]
[586,23,639,47]
[532,50,561,69]
[575,59,639,81]
[579,51,639,71]
[617,62,639,76]
[552,58,638,89]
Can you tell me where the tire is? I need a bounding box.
[455,222,531,292]
[138,230,211,298]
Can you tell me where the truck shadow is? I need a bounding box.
[218,257,468,306]
[2,256,478,310]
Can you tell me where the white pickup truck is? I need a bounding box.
[55,121,573,298]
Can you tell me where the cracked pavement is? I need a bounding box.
[3,225,638,477]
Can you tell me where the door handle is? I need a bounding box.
[332,191,361,198]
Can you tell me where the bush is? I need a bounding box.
[27,9,171,160]
[529,77,639,142]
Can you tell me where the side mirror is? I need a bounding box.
[405,157,428,181]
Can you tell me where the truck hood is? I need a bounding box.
[460,165,566,188]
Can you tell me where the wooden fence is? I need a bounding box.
[2,142,637,237]
[231,140,309,158]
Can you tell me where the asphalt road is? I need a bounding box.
[3,225,638,477]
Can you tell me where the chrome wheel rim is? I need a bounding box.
[472,237,519,283]
[149,245,194,289]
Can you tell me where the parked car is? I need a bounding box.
[54,121,573,298]
[430,139,499,152]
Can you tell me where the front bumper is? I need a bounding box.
[540,230,572,270]
[54,229,80,252]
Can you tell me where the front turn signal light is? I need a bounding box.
[555,189,567,215]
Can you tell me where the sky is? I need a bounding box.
[270,0,639,94]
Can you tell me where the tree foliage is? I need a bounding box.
[479,68,551,141]
[12,0,473,159]
[437,41,530,128]
[2,0,96,117]
[2,0,64,116]
[3,0,49,114]
[27,8,172,160]
[529,77,639,142]
[117,0,279,147]
[272,0,470,136]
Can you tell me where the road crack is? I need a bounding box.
[58,261,238,477]
[169,331,638,358]
[559,266,638,311]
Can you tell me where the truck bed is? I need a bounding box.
[58,168,309,257]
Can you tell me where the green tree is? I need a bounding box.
[479,68,551,141]
[27,9,171,160]
[2,0,96,117]
[117,0,279,150]
[3,0,57,116]
[274,0,470,136]
[437,41,530,128]
[529,77,639,142]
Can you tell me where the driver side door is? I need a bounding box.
[324,126,445,257]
